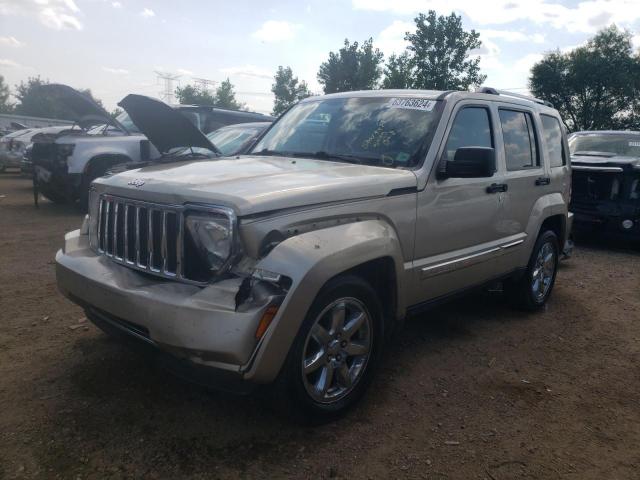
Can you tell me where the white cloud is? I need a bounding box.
[220,65,273,80]
[40,6,83,30]
[514,53,544,73]
[252,20,299,43]
[376,20,412,56]
[480,29,545,44]
[140,7,154,17]
[102,66,129,75]
[0,58,22,68]
[352,0,640,34]
[0,0,83,30]
[0,35,24,47]
[111,1,122,8]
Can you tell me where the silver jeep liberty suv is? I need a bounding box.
[56,87,573,419]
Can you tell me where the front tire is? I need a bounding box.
[506,230,559,311]
[276,275,384,421]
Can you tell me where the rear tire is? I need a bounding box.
[505,230,559,311]
[273,275,385,422]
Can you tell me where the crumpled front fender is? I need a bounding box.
[243,219,406,383]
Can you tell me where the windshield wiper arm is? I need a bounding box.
[253,148,287,156]
[305,151,365,164]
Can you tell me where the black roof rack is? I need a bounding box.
[475,86,554,108]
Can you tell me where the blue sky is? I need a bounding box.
[1,0,639,114]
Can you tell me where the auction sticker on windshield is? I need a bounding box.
[388,98,436,111]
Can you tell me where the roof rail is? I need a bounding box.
[475,86,554,108]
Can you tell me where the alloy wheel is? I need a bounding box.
[301,298,372,404]
[531,241,556,302]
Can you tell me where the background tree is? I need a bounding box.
[317,38,384,93]
[382,52,414,89]
[0,75,13,113]
[175,84,216,106]
[214,78,244,110]
[271,66,311,116]
[530,25,640,131]
[110,107,123,119]
[401,11,485,90]
[14,77,105,119]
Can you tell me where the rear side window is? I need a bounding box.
[499,109,539,170]
[540,115,566,167]
[443,107,493,162]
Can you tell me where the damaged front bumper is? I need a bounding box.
[55,230,287,393]
[571,206,640,240]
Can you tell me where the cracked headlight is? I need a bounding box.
[184,209,236,281]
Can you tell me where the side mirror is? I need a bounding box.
[440,147,496,178]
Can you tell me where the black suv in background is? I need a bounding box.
[569,130,640,241]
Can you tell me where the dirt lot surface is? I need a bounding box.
[1,173,639,480]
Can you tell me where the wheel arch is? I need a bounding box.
[84,153,132,175]
[243,219,407,383]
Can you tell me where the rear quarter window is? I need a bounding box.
[540,115,566,167]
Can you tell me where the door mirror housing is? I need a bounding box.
[440,147,496,178]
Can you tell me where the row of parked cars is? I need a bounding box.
[0,84,274,207]
[3,84,638,420]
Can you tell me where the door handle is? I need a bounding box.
[486,183,508,194]
[535,177,551,186]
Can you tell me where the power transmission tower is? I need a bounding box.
[154,70,181,104]
[192,77,218,93]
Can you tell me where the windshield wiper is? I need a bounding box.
[304,151,367,164]
[253,148,288,156]
[254,148,373,165]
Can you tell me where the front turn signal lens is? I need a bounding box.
[255,305,279,340]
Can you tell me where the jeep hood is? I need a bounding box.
[118,94,219,155]
[40,84,128,132]
[97,155,417,216]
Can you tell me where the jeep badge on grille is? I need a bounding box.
[128,179,145,187]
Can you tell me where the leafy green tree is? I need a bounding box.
[14,77,105,120]
[317,38,384,93]
[271,66,311,116]
[215,78,244,110]
[382,52,414,89]
[175,84,216,106]
[0,75,13,113]
[403,11,485,90]
[530,25,640,131]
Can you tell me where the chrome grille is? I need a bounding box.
[95,195,182,280]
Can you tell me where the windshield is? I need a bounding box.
[251,96,444,168]
[570,133,640,157]
[207,124,265,156]
[115,111,141,134]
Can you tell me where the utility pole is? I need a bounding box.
[154,70,181,104]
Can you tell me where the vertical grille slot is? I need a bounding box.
[105,200,115,255]
[165,212,178,274]
[150,209,163,271]
[94,195,205,283]
[125,205,136,263]
[115,202,125,259]
[138,207,149,267]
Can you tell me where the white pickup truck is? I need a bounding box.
[31,84,273,208]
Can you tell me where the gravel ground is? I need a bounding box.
[1,173,639,480]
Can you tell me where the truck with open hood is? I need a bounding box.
[30,84,273,207]
[569,130,640,241]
